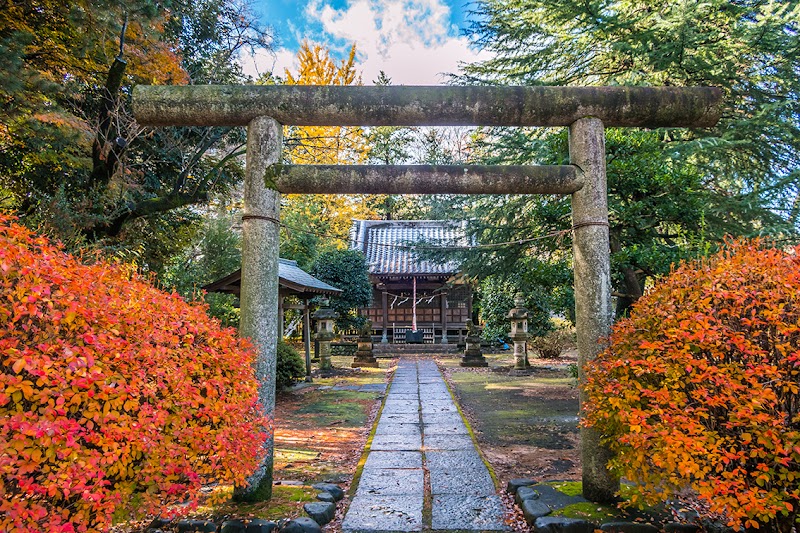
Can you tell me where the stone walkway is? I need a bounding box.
[342,359,507,532]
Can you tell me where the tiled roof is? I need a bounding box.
[278,258,342,293]
[202,259,341,296]
[349,220,467,275]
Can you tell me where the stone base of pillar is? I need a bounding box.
[512,337,529,369]
[460,336,488,367]
[460,354,488,367]
[318,339,333,370]
[352,356,380,368]
[352,335,379,368]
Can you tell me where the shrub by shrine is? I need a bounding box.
[584,241,800,531]
[0,215,268,533]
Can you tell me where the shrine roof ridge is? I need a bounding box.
[350,219,468,276]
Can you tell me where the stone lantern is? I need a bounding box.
[460,319,488,367]
[312,298,338,370]
[507,292,530,370]
[352,320,379,368]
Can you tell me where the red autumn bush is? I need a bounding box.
[0,215,268,533]
[584,240,800,531]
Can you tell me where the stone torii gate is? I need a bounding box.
[133,85,722,503]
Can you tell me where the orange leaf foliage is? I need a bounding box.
[584,240,800,531]
[0,215,268,532]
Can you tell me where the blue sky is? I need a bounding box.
[242,0,484,84]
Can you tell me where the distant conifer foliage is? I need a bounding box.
[584,241,800,531]
[0,215,268,532]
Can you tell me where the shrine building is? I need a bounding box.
[349,219,473,344]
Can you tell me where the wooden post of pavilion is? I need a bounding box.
[440,290,449,344]
[303,298,312,381]
[381,289,389,343]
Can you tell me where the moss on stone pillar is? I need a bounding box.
[569,117,619,504]
[234,116,282,502]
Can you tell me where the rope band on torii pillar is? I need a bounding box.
[241,214,280,225]
[572,221,610,231]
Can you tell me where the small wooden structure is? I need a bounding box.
[350,219,472,344]
[204,258,341,368]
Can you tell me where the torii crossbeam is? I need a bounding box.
[133,84,722,503]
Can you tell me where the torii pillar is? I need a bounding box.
[235,116,282,501]
[569,117,617,501]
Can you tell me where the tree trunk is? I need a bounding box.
[90,53,127,189]
[609,234,643,317]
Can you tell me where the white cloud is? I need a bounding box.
[240,47,297,80]
[308,0,486,84]
[241,0,487,85]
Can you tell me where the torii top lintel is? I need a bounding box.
[133,85,722,129]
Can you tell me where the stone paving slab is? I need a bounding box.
[426,450,486,472]
[419,384,449,391]
[423,422,469,435]
[420,402,459,414]
[379,412,420,424]
[431,494,507,531]
[385,397,419,404]
[424,433,476,450]
[343,494,423,532]
[422,412,464,425]
[358,468,424,496]
[344,358,507,532]
[381,403,421,414]
[386,390,419,401]
[364,451,423,470]
[375,423,422,436]
[370,433,422,451]
[420,392,450,399]
[429,467,495,496]
[388,387,419,401]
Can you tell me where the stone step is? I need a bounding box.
[373,344,462,356]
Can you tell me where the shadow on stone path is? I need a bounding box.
[342,359,508,532]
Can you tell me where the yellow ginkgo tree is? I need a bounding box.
[283,41,367,165]
[274,41,382,267]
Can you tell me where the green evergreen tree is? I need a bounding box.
[310,249,372,331]
[0,0,271,265]
[161,208,242,326]
[441,0,799,316]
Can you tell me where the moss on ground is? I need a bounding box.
[549,480,583,497]
[542,481,668,526]
[439,355,579,450]
[275,448,319,462]
[551,501,621,521]
[210,484,318,521]
[296,390,375,426]
[317,357,386,378]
